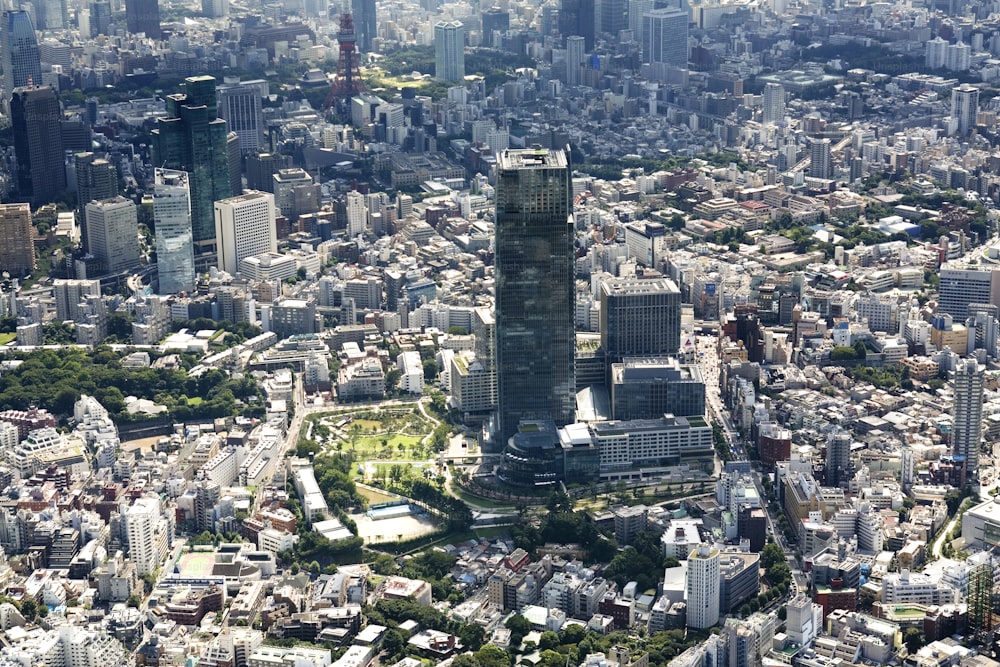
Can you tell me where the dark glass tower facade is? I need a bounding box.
[151,76,232,260]
[495,147,575,444]
[352,0,376,52]
[12,86,66,206]
[125,0,161,38]
[558,0,595,50]
[2,11,41,94]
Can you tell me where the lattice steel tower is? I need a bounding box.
[324,10,366,117]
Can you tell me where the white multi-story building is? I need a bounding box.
[85,196,140,275]
[397,350,423,394]
[214,191,277,275]
[126,496,169,575]
[686,545,720,629]
[346,190,367,237]
[785,593,823,647]
[881,569,958,606]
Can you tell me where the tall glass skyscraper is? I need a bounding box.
[125,0,161,38]
[352,0,376,51]
[151,76,232,263]
[2,11,42,94]
[495,147,575,444]
[11,85,65,206]
[434,21,464,82]
[153,169,194,295]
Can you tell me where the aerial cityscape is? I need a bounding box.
[1,0,1000,665]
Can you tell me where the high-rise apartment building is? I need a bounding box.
[686,544,721,629]
[346,190,367,237]
[2,11,41,94]
[11,86,66,206]
[953,358,984,487]
[565,35,585,86]
[153,169,195,295]
[125,0,160,37]
[641,8,688,67]
[762,82,786,125]
[126,497,168,575]
[86,197,141,275]
[53,278,101,321]
[352,0,376,51]
[434,21,465,82]
[151,76,233,259]
[0,203,35,277]
[217,79,267,155]
[214,191,276,275]
[810,138,832,179]
[952,84,979,136]
[495,147,575,443]
[600,276,681,361]
[826,432,851,487]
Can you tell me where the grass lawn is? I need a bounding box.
[351,419,382,431]
[186,397,203,406]
[355,434,423,450]
[357,486,399,504]
[0,333,14,345]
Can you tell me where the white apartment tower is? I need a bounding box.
[762,82,785,125]
[214,190,277,275]
[686,544,720,629]
[126,497,169,575]
[153,168,195,295]
[346,190,367,237]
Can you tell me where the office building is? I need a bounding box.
[596,0,627,37]
[273,168,319,220]
[53,279,101,321]
[214,191,276,275]
[591,414,714,475]
[36,0,68,29]
[151,76,233,258]
[762,82,785,125]
[434,21,465,82]
[153,169,195,295]
[810,138,832,179]
[269,298,317,339]
[11,85,65,206]
[88,0,111,36]
[952,84,980,136]
[953,358,984,487]
[565,35,585,87]
[481,7,508,47]
[686,545,720,629]
[226,131,242,199]
[641,8,688,67]
[495,148,575,444]
[600,276,681,361]
[86,197,141,275]
[938,266,1000,320]
[125,0,160,37]
[75,152,118,212]
[246,152,291,192]
[126,497,168,575]
[610,357,705,420]
[2,11,41,94]
[559,0,595,50]
[218,80,267,155]
[201,0,227,17]
[0,203,35,277]
[352,0,375,51]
